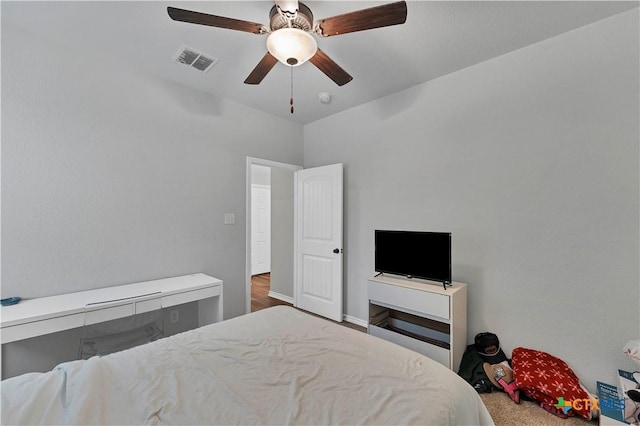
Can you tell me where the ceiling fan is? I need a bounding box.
[167,0,407,87]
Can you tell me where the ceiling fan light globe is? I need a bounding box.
[266,28,317,67]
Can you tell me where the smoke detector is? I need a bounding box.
[173,46,218,73]
[318,92,332,104]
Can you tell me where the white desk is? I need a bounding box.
[1,273,223,344]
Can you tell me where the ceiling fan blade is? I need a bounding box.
[167,7,268,34]
[315,1,407,37]
[309,49,353,86]
[244,52,279,85]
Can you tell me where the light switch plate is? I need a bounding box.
[224,213,235,225]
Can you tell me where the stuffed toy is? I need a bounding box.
[624,340,640,364]
[623,341,640,425]
[623,372,640,425]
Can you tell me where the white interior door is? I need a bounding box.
[294,163,343,322]
[251,185,271,275]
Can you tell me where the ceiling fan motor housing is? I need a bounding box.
[269,2,313,31]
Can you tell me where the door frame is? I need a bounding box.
[245,157,302,314]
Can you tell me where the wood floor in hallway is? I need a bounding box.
[251,273,292,312]
[250,273,365,332]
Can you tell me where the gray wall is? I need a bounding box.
[1,24,303,374]
[270,167,295,298]
[1,24,303,317]
[304,10,639,389]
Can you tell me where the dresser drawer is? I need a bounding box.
[369,324,450,368]
[369,280,449,320]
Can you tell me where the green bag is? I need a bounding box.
[457,344,495,393]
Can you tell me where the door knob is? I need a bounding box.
[333,248,340,254]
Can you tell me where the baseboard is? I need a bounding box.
[267,291,294,305]
[343,314,368,328]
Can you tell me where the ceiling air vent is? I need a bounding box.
[172,46,218,73]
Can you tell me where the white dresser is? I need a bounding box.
[368,274,467,371]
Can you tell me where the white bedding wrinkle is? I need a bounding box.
[1,306,494,425]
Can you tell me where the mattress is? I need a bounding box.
[1,306,494,425]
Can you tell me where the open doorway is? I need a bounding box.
[245,157,302,314]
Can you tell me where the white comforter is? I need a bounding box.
[1,306,494,425]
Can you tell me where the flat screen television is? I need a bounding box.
[375,230,451,286]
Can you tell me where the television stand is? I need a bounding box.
[367,274,467,371]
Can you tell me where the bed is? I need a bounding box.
[1,306,494,425]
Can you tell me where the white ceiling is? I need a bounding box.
[2,1,637,124]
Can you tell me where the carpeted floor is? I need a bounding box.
[480,391,598,425]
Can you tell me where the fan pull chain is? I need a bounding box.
[290,66,294,114]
